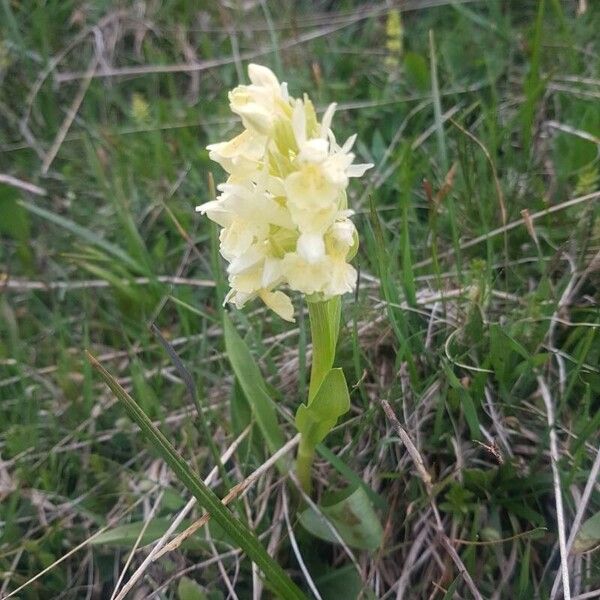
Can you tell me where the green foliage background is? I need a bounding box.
[1,1,599,598]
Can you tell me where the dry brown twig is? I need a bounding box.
[282,489,324,600]
[2,275,215,292]
[0,174,47,196]
[450,118,507,226]
[110,426,251,600]
[2,482,163,599]
[109,487,166,600]
[380,399,484,600]
[148,434,300,562]
[41,53,99,174]
[538,376,572,600]
[550,445,600,600]
[414,190,600,269]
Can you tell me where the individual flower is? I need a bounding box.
[228,63,291,135]
[206,130,267,177]
[197,64,372,322]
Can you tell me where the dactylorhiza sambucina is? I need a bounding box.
[199,64,373,493]
[197,64,372,322]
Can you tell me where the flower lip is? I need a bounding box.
[296,232,326,264]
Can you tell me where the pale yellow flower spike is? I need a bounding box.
[197,64,372,321]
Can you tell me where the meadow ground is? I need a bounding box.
[1,1,599,598]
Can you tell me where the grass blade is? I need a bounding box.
[86,351,307,600]
[223,313,285,457]
[428,29,447,172]
[19,200,144,273]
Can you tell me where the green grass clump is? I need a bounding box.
[1,1,599,598]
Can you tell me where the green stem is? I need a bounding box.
[296,298,341,493]
[296,437,315,495]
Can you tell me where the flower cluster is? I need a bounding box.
[197,64,372,321]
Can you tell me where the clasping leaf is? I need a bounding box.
[295,368,350,448]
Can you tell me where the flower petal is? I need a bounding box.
[342,133,357,153]
[259,290,295,322]
[296,232,325,264]
[347,163,374,177]
[291,101,307,146]
[248,63,280,88]
[321,103,337,136]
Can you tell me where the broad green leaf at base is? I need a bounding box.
[573,511,600,554]
[299,485,383,551]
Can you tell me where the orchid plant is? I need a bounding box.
[198,64,372,493]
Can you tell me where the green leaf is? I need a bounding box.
[316,564,371,600]
[489,323,510,386]
[299,485,383,551]
[403,51,429,91]
[91,518,192,547]
[307,299,341,401]
[86,351,307,600]
[0,193,33,269]
[520,0,546,154]
[400,175,417,308]
[444,363,481,441]
[222,314,285,458]
[77,260,141,301]
[295,368,350,449]
[518,542,533,599]
[178,577,208,600]
[573,511,600,554]
[316,444,387,510]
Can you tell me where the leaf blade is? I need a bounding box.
[295,368,350,449]
[573,511,600,554]
[222,314,285,458]
[19,200,143,273]
[299,485,383,551]
[86,351,306,600]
